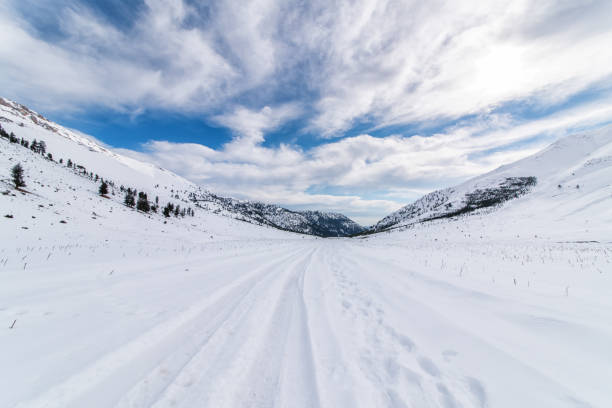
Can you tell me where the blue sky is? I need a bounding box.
[1,0,612,224]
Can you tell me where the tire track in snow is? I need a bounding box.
[300,243,361,408]
[146,244,320,408]
[15,244,308,408]
[114,244,311,408]
[277,243,321,407]
[234,245,321,408]
[269,245,322,408]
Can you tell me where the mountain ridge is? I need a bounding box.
[369,126,612,234]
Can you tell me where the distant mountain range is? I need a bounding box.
[3,96,610,239]
[191,190,364,237]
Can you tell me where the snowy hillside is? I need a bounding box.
[0,126,297,244]
[0,98,362,236]
[0,98,194,194]
[373,127,612,234]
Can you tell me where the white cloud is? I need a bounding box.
[0,0,238,113]
[213,103,302,144]
[306,0,612,135]
[2,0,612,223]
[3,0,611,128]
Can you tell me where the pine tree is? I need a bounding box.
[99,181,109,196]
[67,159,73,168]
[11,163,25,188]
[163,203,174,217]
[137,192,150,212]
[124,191,135,207]
[174,205,180,217]
[30,139,38,152]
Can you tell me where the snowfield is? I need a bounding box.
[2,101,612,407]
[2,229,611,407]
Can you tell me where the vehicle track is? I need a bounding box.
[16,244,309,408]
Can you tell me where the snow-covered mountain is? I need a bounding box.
[192,191,364,237]
[299,210,365,236]
[372,127,612,233]
[0,97,363,237]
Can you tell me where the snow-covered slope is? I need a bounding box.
[0,97,362,236]
[0,98,193,193]
[0,132,296,247]
[373,127,612,235]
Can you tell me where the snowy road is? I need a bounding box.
[2,239,612,408]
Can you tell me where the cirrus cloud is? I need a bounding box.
[2,0,612,223]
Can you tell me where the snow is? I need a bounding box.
[2,102,612,407]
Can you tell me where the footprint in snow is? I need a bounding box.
[417,356,441,377]
[466,377,488,408]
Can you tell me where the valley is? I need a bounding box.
[1,99,612,407]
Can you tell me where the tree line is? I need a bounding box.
[2,123,194,219]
